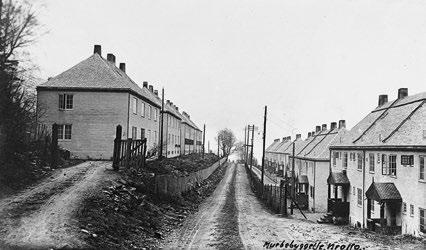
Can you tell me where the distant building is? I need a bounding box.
[330,88,426,236]
[37,45,203,159]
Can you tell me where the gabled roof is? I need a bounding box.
[327,172,350,186]
[266,139,281,152]
[285,138,308,155]
[163,103,182,120]
[180,112,201,132]
[275,139,293,154]
[37,53,161,108]
[297,128,348,160]
[333,91,426,149]
[366,182,402,202]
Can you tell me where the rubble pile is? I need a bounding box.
[77,158,228,249]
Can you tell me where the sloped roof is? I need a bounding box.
[180,112,201,131]
[327,172,350,185]
[285,138,308,155]
[266,140,281,152]
[366,182,402,202]
[163,103,182,120]
[37,53,161,108]
[333,92,426,148]
[275,139,293,154]
[299,128,348,160]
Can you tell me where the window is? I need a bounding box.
[131,127,137,139]
[401,155,414,166]
[357,188,362,206]
[369,153,375,172]
[377,153,381,164]
[357,153,363,171]
[141,128,145,139]
[403,202,407,214]
[338,152,341,159]
[343,153,348,169]
[420,156,425,181]
[148,105,152,119]
[132,97,138,114]
[154,109,158,121]
[57,124,72,140]
[332,152,337,167]
[154,131,157,144]
[410,204,414,217]
[389,155,397,176]
[353,186,355,195]
[141,102,145,117]
[370,200,374,213]
[420,208,425,233]
[59,94,73,110]
[382,154,388,175]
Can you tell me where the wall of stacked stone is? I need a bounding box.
[154,157,228,196]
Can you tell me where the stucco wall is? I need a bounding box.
[37,90,128,159]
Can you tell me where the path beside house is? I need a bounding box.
[0,161,117,249]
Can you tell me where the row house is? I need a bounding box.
[37,45,203,160]
[265,138,281,168]
[161,100,182,158]
[180,111,203,155]
[290,121,347,213]
[330,88,425,236]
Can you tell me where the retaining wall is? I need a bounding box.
[154,157,228,196]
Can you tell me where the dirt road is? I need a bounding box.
[165,164,423,249]
[0,161,117,249]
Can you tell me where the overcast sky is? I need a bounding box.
[31,0,426,160]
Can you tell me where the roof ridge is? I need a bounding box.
[304,129,335,156]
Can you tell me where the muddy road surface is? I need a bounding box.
[0,161,117,249]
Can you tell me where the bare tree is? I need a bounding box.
[216,128,236,156]
[0,0,40,167]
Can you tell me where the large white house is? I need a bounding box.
[37,45,203,160]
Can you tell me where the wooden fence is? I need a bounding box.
[112,125,147,170]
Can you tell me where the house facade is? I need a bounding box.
[330,89,426,236]
[37,45,203,160]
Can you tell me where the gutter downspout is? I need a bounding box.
[362,149,366,228]
[126,93,130,138]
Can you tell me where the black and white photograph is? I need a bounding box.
[0,0,425,249]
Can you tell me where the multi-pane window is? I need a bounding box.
[131,126,137,139]
[389,155,397,176]
[401,155,414,166]
[154,109,158,121]
[59,94,73,110]
[370,200,374,212]
[140,128,145,139]
[420,156,425,181]
[332,152,337,167]
[148,130,151,144]
[154,131,157,145]
[148,105,152,119]
[132,97,138,114]
[353,186,355,195]
[57,124,72,140]
[357,153,363,171]
[410,204,414,217]
[382,154,388,175]
[141,102,145,117]
[420,208,425,233]
[357,188,362,206]
[369,153,375,172]
[343,153,348,169]
[403,202,407,214]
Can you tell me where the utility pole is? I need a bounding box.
[244,126,248,165]
[208,140,210,153]
[291,141,295,215]
[202,124,206,158]
[159,88,165,159]
[261,106,267,189]
[250,124,255,171]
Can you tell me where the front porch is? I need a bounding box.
[365,182,402,235]
[295,175,309,210]
[326,172,350,218]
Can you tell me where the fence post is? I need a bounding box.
[50,123,59,168]
[126,138,132,168]
[142,138,147,167]
[112,125,122,171]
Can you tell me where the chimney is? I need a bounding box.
[308,132,312,137]
[274,138,280,142]
[154,90,158,96]
[311,131,315,136]
[106,53,116,65]
[148,85,153,92]
[119,63,126,72]
[331,122,337,130]
[316,126,321,133]
[93,45,102,56]
[378,94,388,106]
[170,102,174,106]
[398,88,408,99]
[322,124,327,131]
[288,136,292,141]
[296,134,301,140]
[143,81,148,88]
[175,106,179,111]
[338,120,346,129]
[166,100,170,105]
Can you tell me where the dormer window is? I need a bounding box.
[59,94,73,110]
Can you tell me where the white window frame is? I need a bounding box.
[343,152,348,169]
[131,126,137,139]
[410,204,414,217]
[420,156,425,181]
[369,153,375,173]
[420,208,425,233]
[58,124,72,140]
[59,94,73,110]
[132,97,138,114]
[357,188,362,206]
[389,155,397,177]
[141,102,146,117]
